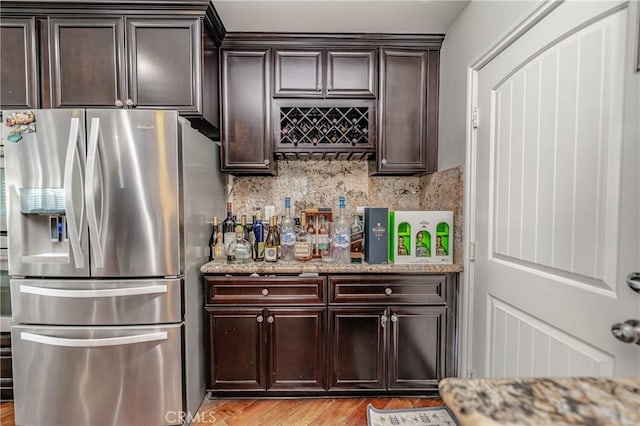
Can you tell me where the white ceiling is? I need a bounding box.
[211,0,470,34]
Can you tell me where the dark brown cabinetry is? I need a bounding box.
[328,275,452,392]
[220,49,274,174]
[274,49,376,98]
[48,17,201,112]
[205,272,457,396]
[205,276,326,393]
[0,17,38,108]
[375,49,439,174]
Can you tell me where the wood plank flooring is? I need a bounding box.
[0,397,442,425]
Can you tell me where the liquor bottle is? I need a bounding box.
[222,202,236,261]
[208,216,218,261]
[264,216,279,262]
[306,215,317,257]
[213,231,225,263]
[253,211,265,261]
[229,226,252,264]
[332,196,351,264]
[280,197,295,261]
[350,213,364,264]
[294,216,312,261]
[318,216,330,258]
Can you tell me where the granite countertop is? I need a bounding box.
[439,377,640,426]
[200,260,463,274]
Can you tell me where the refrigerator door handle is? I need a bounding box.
[63,117,85,269]
[86,117,105,268]
[20,331,168,348]
[19,284,168,298]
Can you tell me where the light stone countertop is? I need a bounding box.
[200,260,462,274]
[439,376,640,426]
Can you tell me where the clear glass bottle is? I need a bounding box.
[318,216,330,259]
[306,215,317,257]
[229,227,252,264]
[264,216,279,262]
[332,196,351,264]
[294,215,313,261]
[280,197,295,261]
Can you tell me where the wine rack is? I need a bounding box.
[274,101,375,160]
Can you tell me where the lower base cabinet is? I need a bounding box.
[207,307,325,392]
[205,273,457,396]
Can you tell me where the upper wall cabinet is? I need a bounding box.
[374,49,439,175]
[0,17,39,109]
[274,49,376,98]
[220,49,274,174]
[48,17,201,112]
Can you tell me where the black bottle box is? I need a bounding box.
[364,207,388,264]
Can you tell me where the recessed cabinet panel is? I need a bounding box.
[207,308,265,391]
[221,49,273,173]
[268,308,325,391]
[326,50,376,98]
[127,19,200,110]
[388,307,446,389]
[329,307,386,390]
[377,49,439,174]
[0,18,38,109]
[274,50,323,97]
[50,18,123,107]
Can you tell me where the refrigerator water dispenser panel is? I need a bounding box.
[19,188,65,214]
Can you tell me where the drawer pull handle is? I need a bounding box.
[381,315,388,327]
[267,316,274,323]
[20,331,167,348]
[257,315,264,323]
[20,284,167,298]
[261,288,269,296]
[385,288,393,296]
[391,314,398,323]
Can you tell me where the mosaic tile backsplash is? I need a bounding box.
[229,161,463,264]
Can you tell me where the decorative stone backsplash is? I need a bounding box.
[229,161,463,264]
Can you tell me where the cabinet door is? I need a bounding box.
[126,18,201,112]
[206,308,265,391]
[273,50,323,98]
[49,18,124,108]
[377,49,439,174]
[328,307,386,390]
[267,308,326,391]
[388,307,446,390]
[221,49,274,174]
[326,50,376,98]
[0,18,38,109]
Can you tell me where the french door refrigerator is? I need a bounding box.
[2,109,225,426]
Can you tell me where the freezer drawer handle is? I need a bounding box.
[19,284,168,298]
[20,331,168,347]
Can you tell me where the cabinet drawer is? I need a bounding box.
[206,276,326,305]
[329,275,446,305]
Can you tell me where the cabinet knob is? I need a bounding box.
[257,315,264,323]
[267,315,274,323]
[385,287,393,296]
[391,314,398,323]
[264,159,270,166]
[125,98,135,108]
[381,315,388,327]
[115,100,124,108]
[381,158,388,165]
[261,288,269,296]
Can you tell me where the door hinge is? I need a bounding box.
[469,241,476,262]
[472,107,480,129]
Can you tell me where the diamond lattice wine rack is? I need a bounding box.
[273,100,375,160]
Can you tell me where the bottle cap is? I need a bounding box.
[285,197,291,209]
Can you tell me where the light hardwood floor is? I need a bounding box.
[0,397,443,425]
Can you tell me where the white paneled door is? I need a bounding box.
[470,0,640,377]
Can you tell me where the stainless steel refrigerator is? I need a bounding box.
[2,109,225,425]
